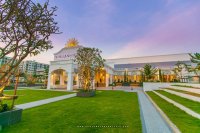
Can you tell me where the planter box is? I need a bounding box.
[0,108,23,126]
[77,91,96,97]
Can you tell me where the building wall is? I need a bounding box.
[105,53,190,68]
[19,60,49,75]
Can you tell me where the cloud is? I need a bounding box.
[109,4,200,59]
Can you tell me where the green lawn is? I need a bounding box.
[156,90,200,114]
[166,88,200,97]
[147,91,200,133]
[3,89,73,105]
[2,91,142,133]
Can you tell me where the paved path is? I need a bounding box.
[169,86,200,94]
[16,93,76,109]
[164,89,200,103]
[138,91,172,133]
[153,91,200,119]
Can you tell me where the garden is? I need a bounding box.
[2,90,142,133]
[147,88,200,133]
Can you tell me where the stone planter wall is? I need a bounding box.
[0,108,23,126]
[77,91,96,97]
[143,82,200,91]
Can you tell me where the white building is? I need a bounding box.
[19,60,49,75]
[47,41,197,91]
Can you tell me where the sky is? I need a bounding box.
[27,0,200,64]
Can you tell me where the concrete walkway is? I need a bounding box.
[153,91,200,119]
[164,89,200,103]
[16,93,76,109]
[170,86,200,94]
[138,91,172,133]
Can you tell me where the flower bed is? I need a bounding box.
[76,90,96,97]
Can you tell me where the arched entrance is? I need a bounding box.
[50,69,67,89]
[50,69,79,90]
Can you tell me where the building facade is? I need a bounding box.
[0,56,49,75]
[0,56,12,66]
[19,60,49,75]
[47,42,197,91]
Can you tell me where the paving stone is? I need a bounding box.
[16,93,76,109]
[153,91,200,119]
[164,89,200,103]
[138,91,171,133]
[169,86,200,94]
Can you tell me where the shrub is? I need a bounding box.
[0,104,10,113]
[4,86,14,90]
[55,80,60,85]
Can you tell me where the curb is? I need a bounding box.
[137,91,147,133]
[144,91,181,133]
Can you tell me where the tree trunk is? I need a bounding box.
[199,75,200,83]
[11,70,19,109]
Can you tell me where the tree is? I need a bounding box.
[158,69,163,82]
[189,53,200,82]
[43,67,49,87]
[189,53,200,65]
[0,0,60,87]
[0,0,18,24]
[140,64,158,82]
[74,47,105,91]
[172,61,187,81]
[0,0,60,110]
[24,73,36,86]
[124,70,128,82]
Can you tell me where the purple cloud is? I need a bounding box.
[109,4,200,59]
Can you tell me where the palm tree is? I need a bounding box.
[172,61,186,81]
[158,69,164,82]
[189,53,200,65]
[189,53,200,82]
[140,64,158,82]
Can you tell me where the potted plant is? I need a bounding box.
[0,66,22,128]
[74,47,105,97]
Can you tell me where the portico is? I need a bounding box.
[47,39,114,91]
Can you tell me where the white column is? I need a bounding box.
[106,74,109,87]
[60,73,64,85]
[47,72,51,90]
[93,79,95,90]
[110,75,113,84]
[67,72,73,91]
[77,75,80,88]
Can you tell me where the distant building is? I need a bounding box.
[0,56,12,66]
[0,56,49,75]
[19,60,49,75]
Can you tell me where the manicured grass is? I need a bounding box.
[2,91,142,133]
[147,91,200,133]
[156,90,200,114]
[166,88,200,97]
[3,89,73,105]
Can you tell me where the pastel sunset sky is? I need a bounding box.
[28,0,200,64]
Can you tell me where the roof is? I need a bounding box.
[54,45,82,55]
